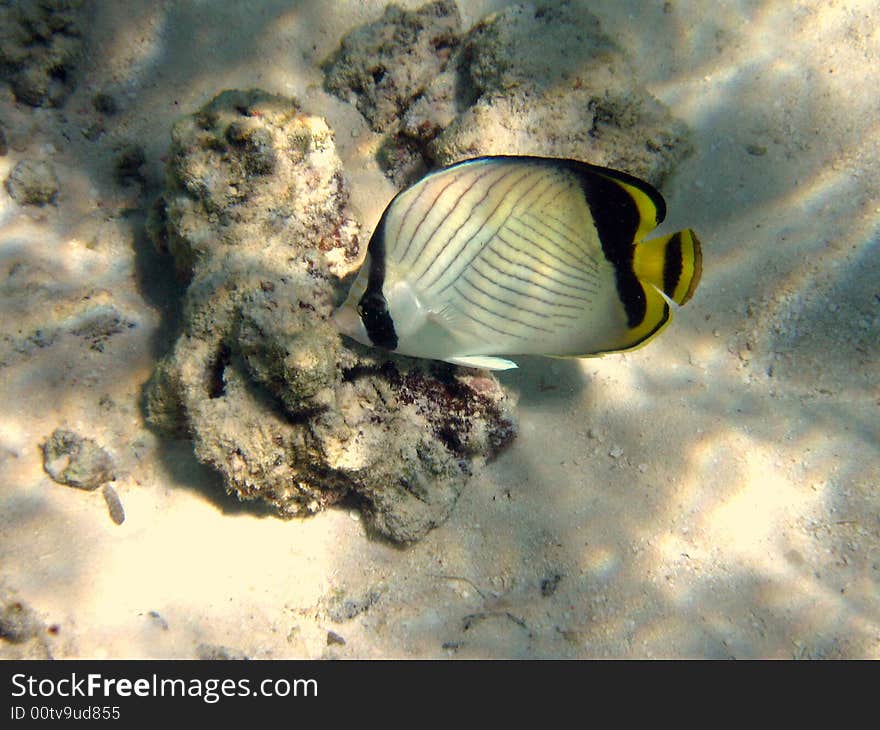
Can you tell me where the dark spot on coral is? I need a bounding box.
[224,122,249,146]
[204,136,226,153]
[396,367,481,457]
[223,123,276,176]
[342,360,400,384]
[436,423,463,454]
[431,36,455,51]
[149,196,170,254]
[209,342,231,398]
[377,133,428,187]
[92,92,118,115]
[115,144,146,186]
[540,573,562,597]
[195,109,218,130]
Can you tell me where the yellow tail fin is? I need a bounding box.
[633,229,703,306]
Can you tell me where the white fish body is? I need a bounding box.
[333,156,702,370]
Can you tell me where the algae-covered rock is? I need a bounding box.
[325,0,691,187]
[428,2,691,185]
[146,89,516,542]
[0,584,50,659]
[42,428,115,490]
[5,159,59,207]
[0,0,88,107]
[0,594,40,644]
[322,0,462,132]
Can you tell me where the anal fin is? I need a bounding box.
[445,355,519,371]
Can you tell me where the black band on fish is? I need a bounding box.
[358,290,397,350]
[359,214,398,350]
[570,164,647,328]
[662,231,684,298]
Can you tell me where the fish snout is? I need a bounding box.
[331,302,370,346]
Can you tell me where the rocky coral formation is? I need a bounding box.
[324,0,691,187]
[0,0,88,107]
[146,89,516,542]
[323,0,462,132]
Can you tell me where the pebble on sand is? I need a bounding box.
[5,159,59,207]
[42,428,116,491]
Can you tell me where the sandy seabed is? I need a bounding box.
[0,0,878,659]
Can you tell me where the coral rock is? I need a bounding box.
[326,0,691,188]
[323,0,462,131]
[5,159,59,207]
[0,0,87,107]
[146,89,516,543]
[42,428,115,491]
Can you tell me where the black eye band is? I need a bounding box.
[358,289,397,350]
[357,205,399,350]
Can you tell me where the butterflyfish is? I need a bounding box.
[333,155,702,371]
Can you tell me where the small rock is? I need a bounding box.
[0,597,40,644]
[324,588,382,622]
[147,611,169,630]
[609,445,624,459]
[326,630,346,646]
[102,484,125,525]
[540,573,562,597]
[196,643,248,660]
[5,159,59,206]
[42,428,115,490]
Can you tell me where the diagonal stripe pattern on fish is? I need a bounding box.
[333,156,702,371]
